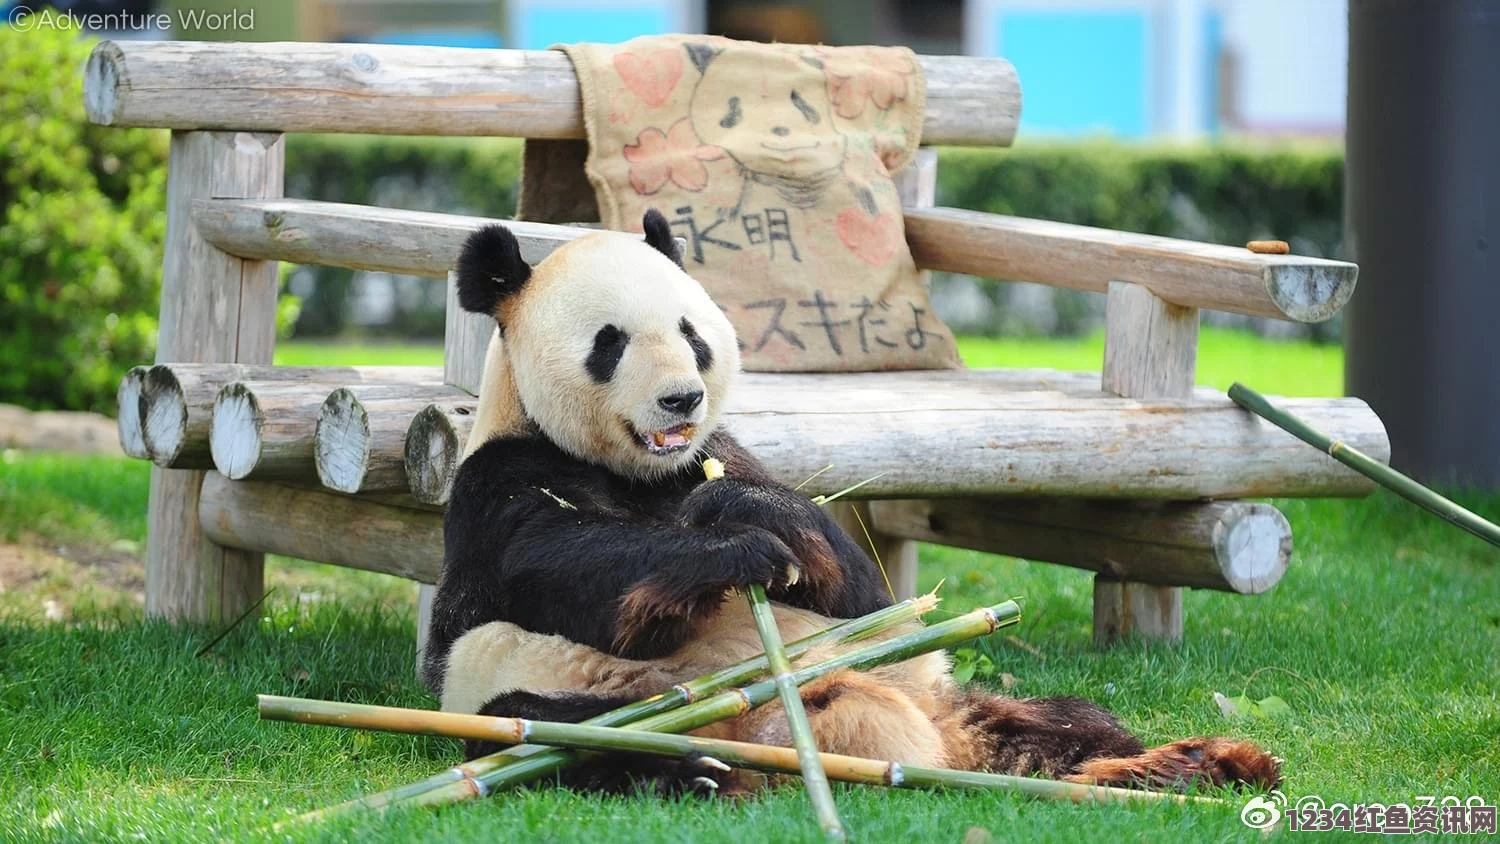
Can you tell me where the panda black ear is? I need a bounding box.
[642,208,683,268]
[455,224,532,318]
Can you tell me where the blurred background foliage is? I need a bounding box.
[1,23,166,414]
[0,26,1345,413]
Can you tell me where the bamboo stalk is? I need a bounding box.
[284,601,1018,820]
[293,593,939,823]
[258,694,1215,807]
[704,456,844,839]
[746,583,843,839]
[1229,383,1500,549]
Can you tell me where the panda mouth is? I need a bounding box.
[632,423,697,456]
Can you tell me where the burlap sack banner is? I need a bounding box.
[547,35,961,372]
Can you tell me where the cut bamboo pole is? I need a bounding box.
[702,455,843,838]
[116,366,149,459]
[1230,383,1500,549]
[747,583,844,838]
[211,382,457,482]
[405,601,1018,802]
[294,598,1008,821]
[299,594,938,821]
[136,363,441,469]
[260,694,1214,807]
[316,387,469,494]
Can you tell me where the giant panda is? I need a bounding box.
[421,209,1281,794]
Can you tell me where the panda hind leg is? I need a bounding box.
[941,691,1281,791]
[741,670,951,771]
[470,690,727,796]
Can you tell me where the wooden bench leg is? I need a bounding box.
[145,131,283,624]
[1094,280,1199,645]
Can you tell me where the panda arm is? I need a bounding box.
[433,438,802,662]
[684,430,894,618]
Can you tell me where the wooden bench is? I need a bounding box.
[91,40,1387,646]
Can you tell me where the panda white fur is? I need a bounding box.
[423,209,1281,794]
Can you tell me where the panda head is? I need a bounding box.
[455,209,740,480]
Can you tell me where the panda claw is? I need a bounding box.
[699,756,732,773]
[692,776,720,792]
[786,565,801,586]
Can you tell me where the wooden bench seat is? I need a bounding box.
[90,38,1386,645]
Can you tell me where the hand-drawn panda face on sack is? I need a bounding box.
[455,210,741,480]
[686,43,847,208]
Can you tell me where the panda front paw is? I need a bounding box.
[681,480,834,588]
[709,524,802,591]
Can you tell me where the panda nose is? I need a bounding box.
[658,391,704,415]
[771,126,790,137]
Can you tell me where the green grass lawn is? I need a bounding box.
[4,331,1493,842]
[279,325,1344,396]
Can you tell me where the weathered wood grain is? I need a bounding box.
[904,208,1359,323]
[403,369,1388,506]
[1093,281,1200,645]
[444,276,494,396]
[211,382,459,483]
[316,388,470,494]
[85,41,1020,146]
[194,198,1354,324]
[868,499,1291,594]
[145,130,282,625]
[404,402,477,505]
[193,199,589,279]
[198,474,442,584]
[132,363,442,469]
[116,366,149,459]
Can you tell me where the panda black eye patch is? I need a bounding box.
[720,96,742,129]
[790,90,820,125]
[586,324,629,383]
[680,318,713,372]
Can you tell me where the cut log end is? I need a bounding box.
[141,365,188,466]
[1267,263,1359,324]
[83,42,123,125]
[117,366,149,459]
[1213,504,1292,595]
[209,383,264,480]
[405,405,463,505]
[315,388,372,494]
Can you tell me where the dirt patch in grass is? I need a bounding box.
[0,539,144,620]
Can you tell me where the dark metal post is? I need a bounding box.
[1345,0,1500,488]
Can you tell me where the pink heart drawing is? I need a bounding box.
[614,49,683,108]
[835,208,902,267]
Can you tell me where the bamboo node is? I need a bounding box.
[671,683,696,704]
[980,606,1001,632]
[885,762,906,787]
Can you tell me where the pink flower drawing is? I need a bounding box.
[623,119,725,195]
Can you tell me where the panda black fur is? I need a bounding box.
[423,210,1282,795]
